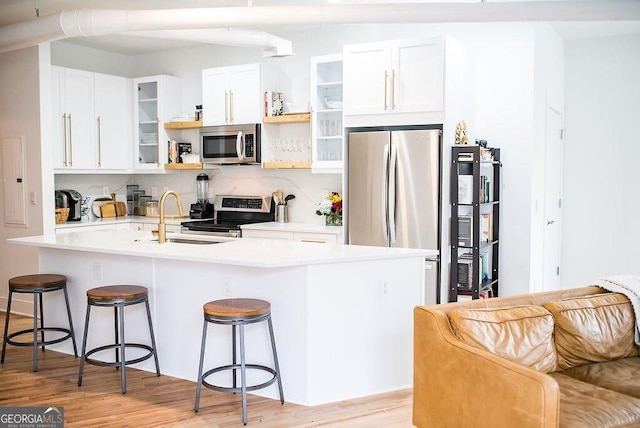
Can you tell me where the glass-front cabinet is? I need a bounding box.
[133,75,181,171]
[310,54,343,174]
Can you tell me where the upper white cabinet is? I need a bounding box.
[52,66,131,172]
[202,63,262,126]
[310,54,343,174]
[343,37,444,120]
[94,72,131,170]
[133,75,181,171]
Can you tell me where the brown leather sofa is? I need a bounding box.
[413,286,640,427]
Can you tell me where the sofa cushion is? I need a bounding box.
[549,372,640,428]
[544,293,637,370]
[561,356,640,399]
[449,305,557,373]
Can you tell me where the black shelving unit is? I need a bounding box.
[450,146,501,302]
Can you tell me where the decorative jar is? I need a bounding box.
[325,213,342,226]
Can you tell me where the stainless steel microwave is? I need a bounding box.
[200,123,261,165]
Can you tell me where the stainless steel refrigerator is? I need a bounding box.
[346,127,441,304]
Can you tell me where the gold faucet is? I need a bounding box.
[158,190,184,243]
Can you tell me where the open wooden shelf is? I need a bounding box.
[263,161,311,169]
[164,120,202,129]
[263,113,311,124]
[164,163,203,170]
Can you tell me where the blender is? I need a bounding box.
[189,173,214,219]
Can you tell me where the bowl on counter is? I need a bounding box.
[323,96,343,109]
[55,208,70,224]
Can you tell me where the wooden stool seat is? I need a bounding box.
[87,285,148,301]
[204,298,270,319]
[9,274,67,289]
[2,273,77,372]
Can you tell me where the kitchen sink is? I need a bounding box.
[165,238,221,245]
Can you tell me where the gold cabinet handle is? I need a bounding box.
[384,70,389,111]
[97,116,102,167]
[62,113,68,166]
[391,69,396,111]
[68,114,73,166]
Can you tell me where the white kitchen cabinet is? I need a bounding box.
[94,72,130,170]
[241,223,343,244]
[133,75,182,171]
[241,229,293,240]
[310,54,343,174]
[202,63,261,126]
[52,67,131,172]
[343,37,444,118]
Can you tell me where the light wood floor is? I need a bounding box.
[0,312,414,427]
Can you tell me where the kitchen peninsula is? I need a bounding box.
[8,230,433,406]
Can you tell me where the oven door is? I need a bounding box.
[200,124,260,165]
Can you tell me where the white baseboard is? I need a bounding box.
[0,296,35,317]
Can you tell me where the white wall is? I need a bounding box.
[562,34,640,286]
[0,45,46,312]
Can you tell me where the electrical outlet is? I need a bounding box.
[222,277,232,296]
[102,186,109,196]
[380,280,391,297]
[151,187,158,197]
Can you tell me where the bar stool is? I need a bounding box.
[194,298,284,425]
[1,274,77,372]
[77,285,160,394]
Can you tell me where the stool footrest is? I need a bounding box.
[84,343,155,368]
[7,327,73,348]
[201,364,278,394]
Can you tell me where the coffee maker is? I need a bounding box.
[55,189,82,221]
[190,173,214,219]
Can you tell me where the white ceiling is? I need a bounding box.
[1,0,639,55]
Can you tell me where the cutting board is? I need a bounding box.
[112,193,127,217]
[100,202,117,218]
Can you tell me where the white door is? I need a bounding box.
[229,64,261,125]
[202,68,230,126]
[392,37,444,114]
[343,41,391,115]
[542,107,564,291]
[94,73,129,170]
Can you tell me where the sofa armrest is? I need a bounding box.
[413,306,560,428]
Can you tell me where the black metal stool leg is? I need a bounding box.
[114,306,119,370]
[32,291,39,372]
[62,285,78,357]
[39,293,45,353]
[78,302,92,386]
[119,305,126,394]
[268,316,285,404]
[1,290,13,364]
[194,319,208,412]
[239,323,248,425]
[232,324,237,390]
[144,299,160,376]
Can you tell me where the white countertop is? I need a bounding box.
[241,221,343,235]
[54,215,189,229]
[8,230,435,268]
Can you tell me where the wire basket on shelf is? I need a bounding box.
[55,208,70,224]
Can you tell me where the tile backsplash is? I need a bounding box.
[55,167,342,223]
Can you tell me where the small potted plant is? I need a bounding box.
[316,192,343,226]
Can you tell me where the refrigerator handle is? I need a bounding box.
[382,143,390,244]
[388,144,397,245]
